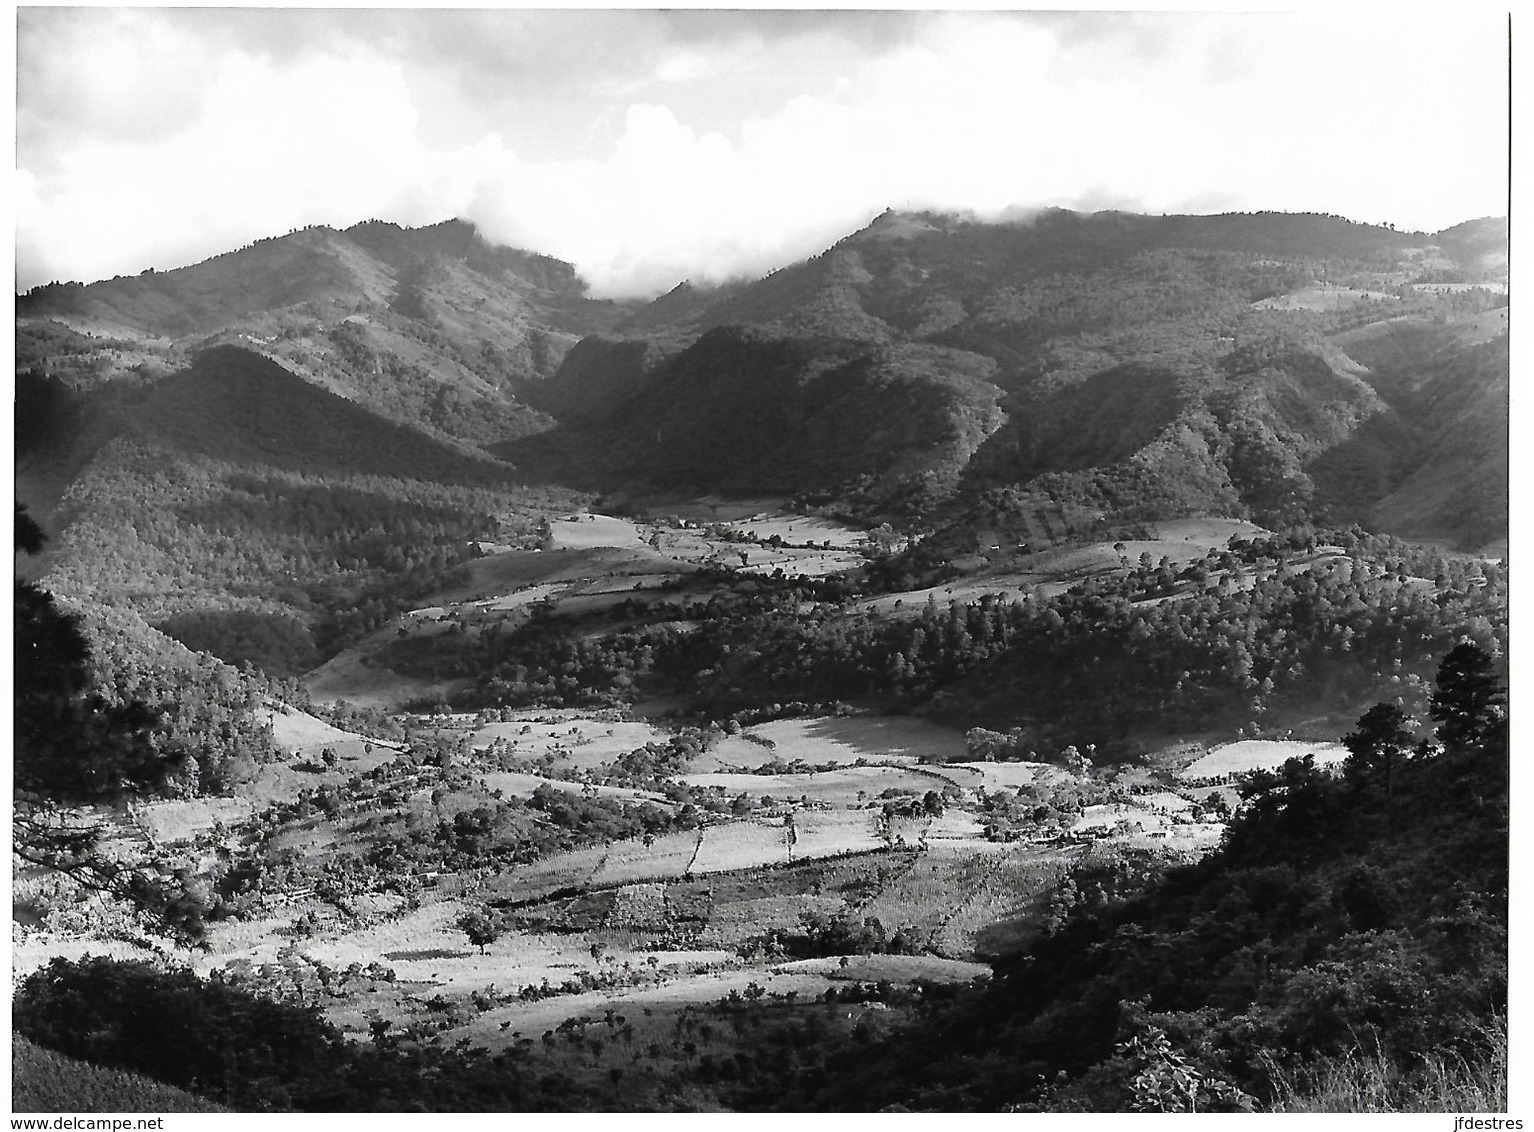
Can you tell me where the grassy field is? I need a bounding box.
[681,766,938,805]
[1179,739,1349,781]
[548,513,648,550]
[471,714,671,771]
[134,796,254,844]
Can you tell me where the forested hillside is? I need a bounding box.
[506,209,1508,546]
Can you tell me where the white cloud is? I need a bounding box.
[15,10,1510,296]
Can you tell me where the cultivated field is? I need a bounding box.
[690,820,791,874]
[590,833,701,887]
[1251,285,1397,311]
[681,766,940,806]
[790,810,885,860]
[1179,739,1350,781]
[547,513,649,550]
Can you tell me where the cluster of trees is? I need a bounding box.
[396,526,1505,764]
[680,534,1503,751]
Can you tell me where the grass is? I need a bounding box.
[1262,1017,1508,1113]
[1179,739,1349,780]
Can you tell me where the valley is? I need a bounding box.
[12,207,1509,1112]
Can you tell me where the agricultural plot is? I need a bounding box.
[467,581,568,613]
[745,715,970,764]
[948,761,1056,790]
[133,796,253,844]
[478,772,670,806]
[1136,791,1195,813]
[857,577,1035,616]
[547,513,648,550]
[922,810,987,840]
[686,735,785,771]
[680,766,938,806]
[772,954,990,983]
[1144,518,1269,545]
[1251,285,1396,311]
[734,546,866,578]
[589,831,700,888]
[858,847,992,945]
[427,546,683,606]
[1178,739,1349,781]
[689,819,790,874]
[265,706,365,752]
[471,716,671,771]
[941,847,1077,960]
[483,843,614,902]
[886,814,931,847]
[303,645,472,711]
[243,739,400,808]
[790,810,884,861]
[1072,803,1152,832]
[695,893,846,950]
[723,513,869,550]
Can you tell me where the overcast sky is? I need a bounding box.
[14,8,1512,298]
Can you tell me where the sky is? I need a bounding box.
[13,7,1513,299]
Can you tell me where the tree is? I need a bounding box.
[13,504,202,943]
[1430,643,1506,754]
[1342,703,1413,823]
[457,907,504,954]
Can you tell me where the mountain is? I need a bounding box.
[502,326,1006,514]
[511,209,1508,546]
[17,219,635,449]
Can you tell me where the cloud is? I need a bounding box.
[15,10,1510,296]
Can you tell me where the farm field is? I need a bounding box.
[742,715,971,764]
[945,761,1059,790]
[723,513,869,549]
[471,714,672,771]
[690,820,791,874]
[1179,739,1350,781]
[478,772,671,806]
[1251,285,1396,310]
[547,513,649,550]
[134,796,254,844]
[790,810,885,860]
[590,832,701,887]
[681,766,939,806]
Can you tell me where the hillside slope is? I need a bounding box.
[17,219,634,449]
[531,209,1506,545]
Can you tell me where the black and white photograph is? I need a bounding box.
[10,5,1515,1117]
